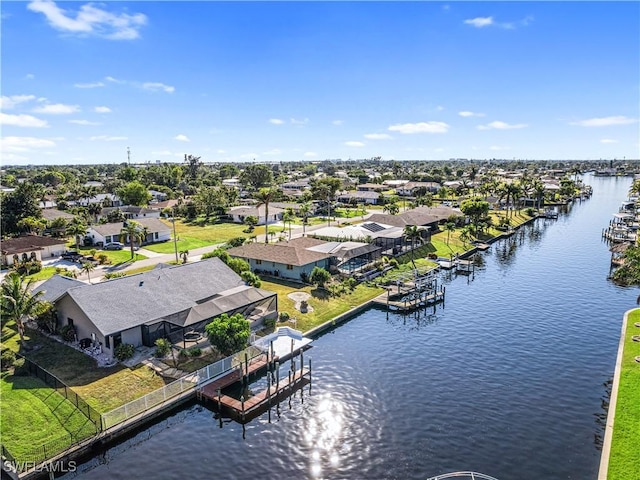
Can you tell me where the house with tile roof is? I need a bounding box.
[33,259,278,359]
[1,235,67,266]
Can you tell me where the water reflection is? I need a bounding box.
[304,394,345,477]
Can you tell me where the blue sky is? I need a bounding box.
[1,1,638,165]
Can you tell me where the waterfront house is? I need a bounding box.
[1,235,67,266]
[227,237,332,281]
[33,259,278,359]
[86,218,171,247]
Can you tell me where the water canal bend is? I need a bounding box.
[63,175,636,480]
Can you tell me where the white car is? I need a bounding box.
[104,242,124,250]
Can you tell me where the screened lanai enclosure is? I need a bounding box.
[141,286,278,348]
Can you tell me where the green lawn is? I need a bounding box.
[74,245,148,266]
[607,309,640,480]
[1,372,98,460]
[142,220,248,253]
[2,324,165,412]
[25,266,58,282]
[260,279,384,333]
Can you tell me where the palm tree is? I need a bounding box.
[283,208,295,240]
[403,225,425,269]
[1,272,44,343]
[120,220,145,259]
[445,222,456,246]
[81,261,95,284]
[179,250,189,264]
[254,187,278,244]
[383,202,400,215]
[299,202,311,237]
[66,219,87,249]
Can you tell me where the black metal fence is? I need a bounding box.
[3,356,102,471]
[20,357,103,430]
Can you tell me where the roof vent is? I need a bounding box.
[139,281,144,287]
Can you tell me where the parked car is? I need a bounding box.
[104,242,124,250]
[61,251,83,261]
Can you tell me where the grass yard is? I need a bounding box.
[2,324,165,412]
[25,266,58,282]
[74,245,148,266]
[1,372,98,460]
[142,220,249,253]
[260,279,384,333]
[607,309,640,480]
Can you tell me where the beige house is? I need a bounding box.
[1,235,67,266]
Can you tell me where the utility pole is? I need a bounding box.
[127,147,131,165]
[172,207,179,263]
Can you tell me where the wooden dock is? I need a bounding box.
[199,355,270,394]
[199,366,311,422]
[373,290,445,312]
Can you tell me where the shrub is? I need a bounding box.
[226,237,246,248]
[525,207,536,217]
[205,313,250,356]
[300,300,309,313]
[278,311,290,322]
[114,343,135,361]
[178,349,189,361]
[103,272,126,280]
[35,302,57,334]
[97,254,110,265]
[187,347,202,357]
[263,317,276,329]
[59,324,76,342]
[240,271,261,288]
[154,338,171,358]
[1,350,16,370]
[343,277,357,291]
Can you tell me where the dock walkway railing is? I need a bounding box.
[101,345,263,430]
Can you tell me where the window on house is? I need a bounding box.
[105,335,110,348]
[154,232,158,239]
[256,259,262,265]
[68,318,74,327]
[286,264,293,270]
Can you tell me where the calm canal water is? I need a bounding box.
[63,175,637,480]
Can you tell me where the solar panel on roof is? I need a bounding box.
[362,222,385,232]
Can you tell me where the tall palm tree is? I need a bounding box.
[254,187,278,244]
[402,225,425,269]
[445,222,456,246]
[66,219,87,249]
[120,220,145,259]
[179,250,189,264]
[283,208,295,240]
[1,272,44,343]
[383,202,400,215]
[81,261,95,284]
[299,202,311,237]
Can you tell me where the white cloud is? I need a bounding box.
[600,139,618,144]
[0,95,36,109]
[216,149,226,154]
[290,117,309,125]
[32,103,80,114]
[105,76,125,84]
[364,133,393,140]
[142,82,175,93]
[69,119,100,126]
[570,116,637,127]
[262,148,282,156]
[459,111,485,117]
[464,15,533,29]
[304,152,318,158]
[0,113,49,128]
[174,134,190,142]
[477,121,527,130]
[89,135,127,141]
[332,120,344,126]
[74,81,105,88]
[344,141,365,147]
[27,0,147,40]
[94,106,112,113]
[269,118,285,125]
[464,16,494,28]
[25,74,35,80]
[1,136,57,152]
[388,121,450,134]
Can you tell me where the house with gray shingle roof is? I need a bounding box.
[86,218,171,247]
[32,259,278,359]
